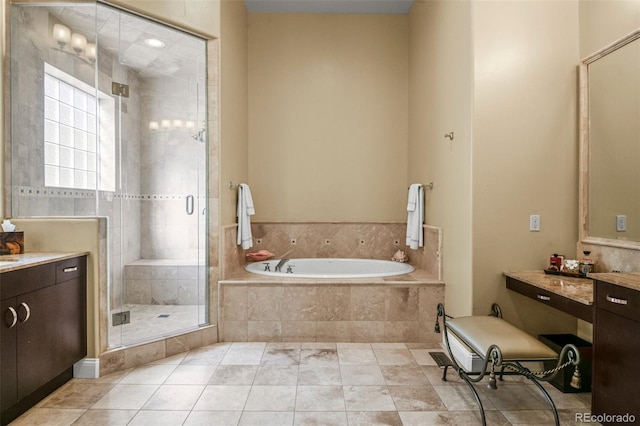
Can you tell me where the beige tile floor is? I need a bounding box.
[12,342,592,425]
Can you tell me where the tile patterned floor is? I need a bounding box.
[12,342,592,425]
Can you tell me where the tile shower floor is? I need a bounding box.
[108,305,205,347]
[12,342,592,425]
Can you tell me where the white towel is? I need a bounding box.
[406,183,424,250]
[237,183,255,250]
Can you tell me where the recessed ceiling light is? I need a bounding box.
[144,38,165,48]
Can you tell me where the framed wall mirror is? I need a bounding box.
[580,29,640,250]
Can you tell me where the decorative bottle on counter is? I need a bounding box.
[549,253,563,271]
[579,251,594,275]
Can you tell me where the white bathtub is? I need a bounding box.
[245,258,414,279]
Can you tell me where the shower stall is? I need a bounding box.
[7,2,209,348]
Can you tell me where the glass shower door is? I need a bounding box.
[101,4,208,347]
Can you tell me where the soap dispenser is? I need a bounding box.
[579,251,594,275]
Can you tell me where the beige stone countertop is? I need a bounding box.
[589,272,640,292]
[0,252,88,273]
[221,267,443,286]
[504,270,594,305]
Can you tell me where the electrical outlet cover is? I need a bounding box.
[529,215,541,232]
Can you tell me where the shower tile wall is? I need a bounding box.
[123,261,206,305]
[138,61,206,262]
[7,6,142,311]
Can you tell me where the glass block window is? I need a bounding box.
[43,63,114,191]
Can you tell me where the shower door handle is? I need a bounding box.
[186,195,195,215]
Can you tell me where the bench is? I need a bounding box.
[435,303,581,426]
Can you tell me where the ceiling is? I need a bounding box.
[244,0,415,14]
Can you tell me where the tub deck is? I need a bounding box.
[219,268,444,343]
[222,267,440,285]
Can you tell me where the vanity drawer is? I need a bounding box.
[595,280,640,323]
[506,276,593,322]
[1,263,56,299]
[55,257,85,283]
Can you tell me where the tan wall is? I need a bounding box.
[472,1,580,336]
[408,0,581,332]
[247,14,409,222]
[579,0,640,58]
[1,0,6,217]
[220,0,249,226]
[408,1,473,318]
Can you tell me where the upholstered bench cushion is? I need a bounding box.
[446,316,559,362]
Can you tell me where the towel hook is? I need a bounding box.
[444,132,454,141]
[228,181,240,189]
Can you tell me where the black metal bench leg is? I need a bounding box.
[527,375,560,426]
[442,365,449,381]
[458,371,487,426]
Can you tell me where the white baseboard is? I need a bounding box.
[73,358,100,379]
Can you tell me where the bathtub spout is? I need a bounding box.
[275,258,289,272]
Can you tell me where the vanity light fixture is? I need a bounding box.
[70,32,87,55]
[85,43,97,61]
[144,38,165,48]
[51,23,95,63]
[52,24,71,48]
[148,118,200,138]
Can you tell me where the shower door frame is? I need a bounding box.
[104,1,210,348]
[3,0,211,353]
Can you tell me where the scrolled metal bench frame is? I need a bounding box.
[435,302,581,426]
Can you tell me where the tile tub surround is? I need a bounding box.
[219,269,444,343]
[222,222,442,280]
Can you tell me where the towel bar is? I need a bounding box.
[408,182,434,190]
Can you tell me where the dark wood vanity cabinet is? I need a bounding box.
[592,278,640,423]
[0,256,87,425]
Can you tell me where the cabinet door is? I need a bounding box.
[1,298,17,408]
[593,308,640,422]
[16,285,62,399]
[52,278,86,369]
[16,277,86,400]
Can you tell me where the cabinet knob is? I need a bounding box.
[5,306,18,328]
[18,302,31,323]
